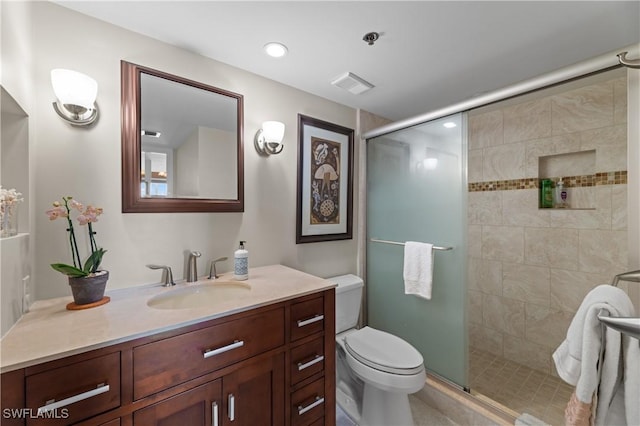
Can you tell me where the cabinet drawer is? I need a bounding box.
[25,352,120,426]
[290,337,325,385]
[290,297,325,341]
[134,307,284,399]
[291,377,325,426]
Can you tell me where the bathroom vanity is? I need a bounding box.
[0,265,335,426]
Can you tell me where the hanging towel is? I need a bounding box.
[403,241,434,300]
[552,284,639,426]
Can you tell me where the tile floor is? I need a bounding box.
[469,347,573,426]
[336,395,458,426]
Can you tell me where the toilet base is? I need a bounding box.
[360,384,414,426]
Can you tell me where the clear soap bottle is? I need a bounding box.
[233,241,248,280]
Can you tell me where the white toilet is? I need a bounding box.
[330,274,426,426]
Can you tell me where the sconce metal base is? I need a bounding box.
[53,101,98,126]
[254,129,284,156]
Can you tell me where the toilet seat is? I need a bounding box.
[344,327,424,375]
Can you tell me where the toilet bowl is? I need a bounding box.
[330,275,426,426]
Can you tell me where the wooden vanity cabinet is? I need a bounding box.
[0,288,335,426]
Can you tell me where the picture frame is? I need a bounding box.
[296,114,354,244]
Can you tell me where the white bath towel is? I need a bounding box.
[403,241,434,300]
[552,284,639,426]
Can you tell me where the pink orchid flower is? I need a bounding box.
[68,199,83,212]
[45,206,68,220]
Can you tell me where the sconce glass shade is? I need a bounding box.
[51,69,99,126]
[255,121,285,155]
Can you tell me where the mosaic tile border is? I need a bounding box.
[468,171,627,192]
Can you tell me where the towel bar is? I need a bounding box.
[369,238,453,251]
[598,315,640,340]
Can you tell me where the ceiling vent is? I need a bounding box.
[331,72,374,95]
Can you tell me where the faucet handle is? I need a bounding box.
[208,257,228,279]
[146,264,175,287]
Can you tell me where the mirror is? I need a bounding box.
[121,61,244,212]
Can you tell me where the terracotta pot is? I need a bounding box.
[68,270,109,305]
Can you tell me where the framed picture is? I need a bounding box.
[296,114,354,244]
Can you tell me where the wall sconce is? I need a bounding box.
[51,69,99,126]
[254,121,285,155]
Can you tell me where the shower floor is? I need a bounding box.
[469,347,573,426]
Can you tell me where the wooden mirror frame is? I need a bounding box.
[121,61,244,213]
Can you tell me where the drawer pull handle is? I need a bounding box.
[298,354,324,371]
[228,393,235,421]
[204,340,244,359]
[37,383,109,415]
[298,395,325,416]
[297,314,324,328]
[212,401,219,426]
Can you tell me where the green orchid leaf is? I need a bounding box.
[83,248,107,273]
[51,263,88,278]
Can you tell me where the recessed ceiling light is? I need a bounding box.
[443,122,457,129]
[264,42,288,58]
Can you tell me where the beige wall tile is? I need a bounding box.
[469,192,502,225]
[483,226,524,263]
[483,142,526,181]
[469,323,503,357]
[468,290,483,325]
[580,124,627,172]
[567,186,597,210]
[469,148,484,183]
[525,134,582,177]
[503,334,552,374]
[503,262,550,307]
[613,77,627,125]
[578,229,628,275]
[468,224,482,258]
[550,269,611,312]
[468,257,503,295]
[469,110,504,149]
[502,189,550,227]
[504,98,551,143]
[551,81,614,134]
[524,228,579,269]
[611,184,627,231]
[525,304,573,349]
[483,295,525,337]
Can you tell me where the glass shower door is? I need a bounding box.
[366,113,467,387]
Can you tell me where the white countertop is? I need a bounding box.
[0,264,335,373]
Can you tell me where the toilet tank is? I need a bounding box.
[328,274,364,334]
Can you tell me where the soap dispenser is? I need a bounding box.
[234,241,249,280]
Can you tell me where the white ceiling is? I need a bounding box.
[55,1,640,122]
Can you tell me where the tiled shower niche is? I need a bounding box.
[538,149,596,210]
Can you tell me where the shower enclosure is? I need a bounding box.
[366,113,468,388]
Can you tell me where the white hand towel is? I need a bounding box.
[403,241,434,300]
[552,284,638,426]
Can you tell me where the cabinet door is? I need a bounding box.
[222,353,284,426]
[134,380,221,426]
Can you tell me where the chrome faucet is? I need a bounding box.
[208,257,228,279]
[186,251,201,282]
[146,264,175,287]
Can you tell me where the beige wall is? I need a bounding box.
[467,69,629,375]
[8,2,358,301]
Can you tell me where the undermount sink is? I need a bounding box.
[147,281,251,310]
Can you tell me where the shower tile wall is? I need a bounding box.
[467,74,628,375]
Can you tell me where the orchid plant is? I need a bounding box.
[46,196,106,278]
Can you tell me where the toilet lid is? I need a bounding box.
[344,327,424,375]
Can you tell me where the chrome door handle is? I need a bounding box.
[203,340,244,359]
[228,394,235,421]
[212,401,219,426]
[297,314,324,327]
[37,383,109,414]
[297,354,324,371]
[298,396,324,415]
